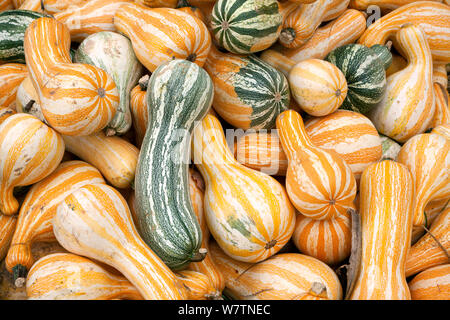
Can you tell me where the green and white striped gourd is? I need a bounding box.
[75,31,144,136]
[134,59,213,270]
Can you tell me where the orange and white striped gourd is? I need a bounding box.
[210,241,343,300]
[0,0,12,11]
[411,198,449,244]
[62,131,139,189]
[0,107,15,124]
[397,133,449,228]
[0,63,27,109]
[358,1,450,63]
[432,124,450,141]
[348,160,414,300]
[5,161,105,284]
[53,183,189,300]
[289,59,348,117]
[18,0,89,13]
[350,0,444,11]
[0,215,16,261]
[15,76,42,118]
[430,64,450,128]
[135,0,178,8]
[130,75,149,148]
[0,113,64,216]
[408,264,450,300]
[24,17,119,136]
[192,114,296,263]
[26,253,143,300]
[369,24,435,143]
[175,270,219,300]
[114,3,211,73]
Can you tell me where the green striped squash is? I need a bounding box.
[211,0,282,54]
[325,44,389,115]
[75,31,144,136]
[134,59,213,270]
[0,10,48,63]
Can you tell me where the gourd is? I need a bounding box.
[24,17,119,136]
[209,242,343,300]
[62,131,139,189]
[15,76,46,123]
[134,59,213,270]
[178,5,207,23]
[385,53,407,77]
[348,160,414,300]
[350,0,444,11]
[432,124,450,140]
[379,134,401,160]
[369,25,435,143]
[210,0,282,54]
[53,183,190,300]
[26,253,143,300]
[176,270,219,300]
[0,113,64,216]
[5,161,105,286]
[18,0,90,14]
[289,59,348,117]
[204,45,290,130]
[430,65,450,128]
[0,107,15,124]
[114,2,211,73]
[0,0,12,11]
[192,114,296,263]
[0,63,27,109]
[397,133,449,228]
[0,215,16,261]
[130,76,149,147]
[358,1,450,63]
[408,264,450,300]
[75,31,144,136]
[135,0,178,7]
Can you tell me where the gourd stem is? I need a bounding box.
[105,128,116,137]
[190,248,207,262]
[138,75,150,91]
[279,28,296,46]
[12,264,27,288]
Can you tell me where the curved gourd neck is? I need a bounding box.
[396,24,432,67]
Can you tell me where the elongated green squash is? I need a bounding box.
[134,59,213,270]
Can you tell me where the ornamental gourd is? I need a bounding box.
[15,76,46,123]
[192,114,296,263]
[432,124,450,141]
[408,264,450,300]
[348,160,414,300]
[130,76,149,147]
[135,0,178,7]
[0,107,15,124]
[0,0,12,11]
[0,215,16,261]
[0,63,27,109]
[114,3,211,72]
[430,65,450,129]
[0,113,64,216]
[350,0,444,11]
[24,17,119,136]
[18,0,90,14]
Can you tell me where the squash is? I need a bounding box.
[176,270,219,300]
[350,0,444,11]
[53,183,190,300]
[358,1,450,64]
[134,59,212,270]
[289,59,348,117]
[397,133,449,228]
[62,131,139,189]
[430,64,450,129]
[18,0,90,14]
[26,253,143,300]
[178,5,207,23]
[0,215,16,261]
[411,198,449,245]
[348,160,414,300]
[135,0,178,7]
[385,53,407,77]
[0,63,27,109]
[24,17,119,136]
[0,0,13,11]
[408,264,450,300]
[75,31,144,136]
[114,3,211,73]
[5,160,105,285]
[130,76,149,147]
[369,25,435,143]
[432,124,450,140]
[204,45,290,130]
[379,134,401,160]
[210,0,282,54]
[192,114,296,263]
[0,107,15,124]
[0,114,64,216]
[209,241,343,300]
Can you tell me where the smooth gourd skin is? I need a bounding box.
[134,59,213,270]
[0,63,27,109]
[0,215,16,261]
[408,264,450,300]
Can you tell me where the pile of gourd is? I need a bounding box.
[0,0,448,301]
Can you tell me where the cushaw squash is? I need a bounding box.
[209,241,343,300]
[0,215,16,261]
[0,113,64,216]
[5,160,105,285]
[408,264,450,300]
[134,59,213,270]
[192,114,296,263]
[348,160,414,300]
[114,2,211,73]
[0,63,27,109]
[24,17,119,136]
[53,183,190,300]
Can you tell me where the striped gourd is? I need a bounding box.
[379,134,401,161]
[411,199,450,244]
[178,5,207,23]
[26,253,143,300]
[24,17,119,136]
[358,1,450,63]
[204,45,290,130]
[134,60,213,270]
[114,3,211,73]
[15,76,46,123]
[0,107,15,124]
[75,31,144,136]
[211,0,282,54]
[0,63,27,109]
[369,25,435,143]
[289,59,348,117]
[5,160,105,285]
[62,131,139,189]
[176,270,219,300]
[408,264,450,300]
[0,113,64,216]
[433,63,448,88]
[192,114,296,263]
[350,0,444,11]
[348,160,414,300]
[0,215,16,261]
[130,76,149,147]
[430,66,450,129]
[0,0,13,11]
[209,241,343,300]
[397,133,449,228]
[53,183,190,300]
[135,0,178,7]
[19,0,90,13]
[432,124,450,140]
